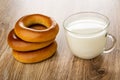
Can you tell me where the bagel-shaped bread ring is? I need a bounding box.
[14,14,59,42]
[8,29,54,51]
[12,41,57,63]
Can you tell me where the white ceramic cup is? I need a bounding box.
[63,12,116,59]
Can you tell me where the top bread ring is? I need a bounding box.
[14,14,59,42]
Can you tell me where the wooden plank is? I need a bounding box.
[0,0,120,80]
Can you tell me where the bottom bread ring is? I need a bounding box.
[8,29,54,51]
[12,41,57,63]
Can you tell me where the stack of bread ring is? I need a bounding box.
[7,14,59,63]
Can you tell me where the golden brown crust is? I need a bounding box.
[8,29,54,51]
[12,41,57,63]
[14,14,59,42]
[7,14,59,64]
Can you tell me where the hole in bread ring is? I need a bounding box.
[12,41,57,63]
[8,29,54,51]
[14,14,59,42]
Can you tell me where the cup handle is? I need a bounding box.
[104,33,116,53]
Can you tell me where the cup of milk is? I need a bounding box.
[63,12,116,59]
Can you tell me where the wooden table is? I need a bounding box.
[0,0,120,80]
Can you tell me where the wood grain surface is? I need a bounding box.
[0,0,120,80]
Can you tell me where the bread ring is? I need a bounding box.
[14,14,59,42]
[8,29,54,51]
[12,41,57,63]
